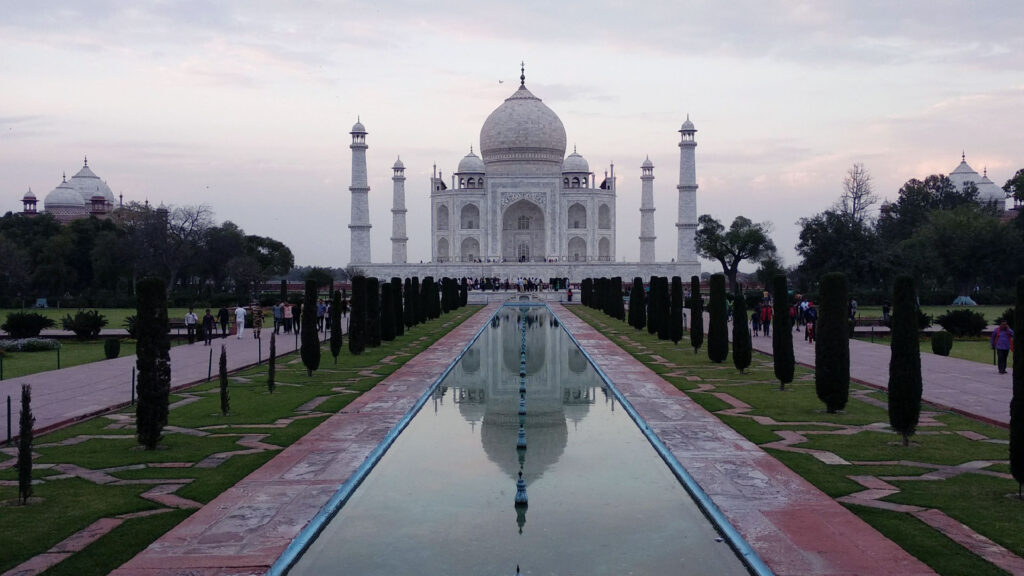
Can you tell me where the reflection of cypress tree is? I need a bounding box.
[135,277,171,450]
[732,288,751,373]
[381,283,396,341]
[391,277,404,338]
[657,277,670,341]
[348,275,366,355]
[629,277,644,329]
[670,276,684,344]
[707,274,729,363]
[301,279,321,374]
[772,275,795,391]
[1013,277,1024,496]
[18,384,33,505]
[816,272,850,413]
[330,290,343,363]
[888,275,922,446]
[403,278,416,329]
[219,345,230,415]
[366,277,381,347]
[690,275,704,354]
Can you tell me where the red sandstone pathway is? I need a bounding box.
[747,326,1011,426]
[558,305,934,576]
[0,330,304,438]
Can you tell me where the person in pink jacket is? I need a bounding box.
[991,320,1015,374]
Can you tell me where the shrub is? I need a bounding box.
[935,309,987,337]
[61,309,108,340]
[104,338,121,359]
[2,312,56,339]
[124,314,138,339]
[998,307,1015,327]
[0,338,60,352]
[930,331,954,356]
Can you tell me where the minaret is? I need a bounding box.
[676,116,698,264]
[391,157,408,264]
[348,118,371,265]
[639,156,656,263]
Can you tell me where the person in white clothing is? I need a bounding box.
[234,305,246,339]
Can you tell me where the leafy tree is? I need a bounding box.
[349,276,366,355]
[888,275,922,446]
[837,163,879,223]
[392,278,405,337]
[18,384,33,505]
[330,290,343,363]
[381,283,396,341]
[219,345,230,416]
[797,210,882,287]
[815,272,850,413]
[690,275,704,353]
[707,274,729,363]
[772,275,795,391]
[732,287,751,373]
[1004,168,1024,208]
[135,277,171,450]
[671,276,684,344]
[300,279,321,375]
[1012,276,1024,495]
[755,256,785,292]
[268,331,276,393]
[877,175,978,244]
[695,214,776,292]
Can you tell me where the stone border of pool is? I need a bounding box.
[555,303,935,576]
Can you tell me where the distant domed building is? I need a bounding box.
[22,157,118,223]
[349,67,702,283]
[949,153,1006,210]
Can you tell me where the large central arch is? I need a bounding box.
[502,199,545,262]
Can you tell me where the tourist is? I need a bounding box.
[283,301,293,332]
[184,307,198,344]
[217,306,230,338]
[317,298,326,331]
[991,320,1014,374]
[882,300,891,323]
[252,306,263,339]
[751,305,761,336]
[760,302,773,337]
[202,309,215,346]
[235,304,246,339]
[272,302,283,334]
[849,298,858,321]
[804,303,817,343]
[293,302,302,332]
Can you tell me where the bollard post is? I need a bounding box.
[6,395,10,446]
[208,348,213,382]
[0,354,3,380]
[131,366,136,406]
[258,338,262,365]
[870,326,874,344]
[57,346,61,369]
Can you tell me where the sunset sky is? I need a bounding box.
[2,1,1022,270]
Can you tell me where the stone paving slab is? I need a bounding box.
[110,304,500,576]
[557,305,935,576]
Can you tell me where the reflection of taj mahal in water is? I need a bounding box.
[350,67,701,282]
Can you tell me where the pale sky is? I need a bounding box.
[2,1,1023,271]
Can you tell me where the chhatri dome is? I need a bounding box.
[561,147,590,174]
[457,147,485,174]
[949,152,1006,209]
[25,158,119,223]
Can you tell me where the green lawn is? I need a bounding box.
[0,305,481,575]
[571,305,1020,576]
[0,339,137,379]
[1,307,194,330]
[855,334,998,366]
[856,305,1010,324]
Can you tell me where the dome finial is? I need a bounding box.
[83,155,88,167]
[62,172,66,182]
[520,61,525,86]
[962,150,966,161]
[470,144,473,154]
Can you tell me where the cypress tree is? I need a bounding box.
[611,277,625,321]
[441,277,452,313]
[391,277,404,337]
[690,275,704,354]
[888,275,922,446]
[431,278,442,318]
[268,331,277,392]
[348,275,366,355]
[301,279,321,375]
[381,283,396,341]
[219,345,230,415]
[671,276,684,345]
[629,277,644,329]
[816,272,850,413]
[330,290,343,363]
[1013,276,1024,496]
[420,276,432,321]
[707,273,729,363]
[772,274,795,391]
[412,276,425,325]
[135,276,171,450]
[18,384,33,505]
[657,277,671,340]
[403,278,416,329]
[647,276,659,335]
[366,277,381,346]
[732,287,751,373]
[460,278,468,307]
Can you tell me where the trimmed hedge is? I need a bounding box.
[930,331,954,356]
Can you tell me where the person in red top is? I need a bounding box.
[991,320,1015,374]
[760,303,774,337]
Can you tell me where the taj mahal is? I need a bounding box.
[351,68,702,283]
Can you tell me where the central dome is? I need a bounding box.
[479,85,566,171]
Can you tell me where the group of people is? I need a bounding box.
[184,305,253,345]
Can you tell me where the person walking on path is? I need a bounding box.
[272,302,282,334]
[184,307,198,344]
[235,304,247,339]
[317,298,326,331]
[991,320,1014,374]
[202,309,215,346]
[217,306,230,338]
[751,305,761,336]
[293,302,302,332]
[252,306,263,339]
[760,302,773,337]
[283,301,293,333]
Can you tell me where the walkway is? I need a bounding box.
[0,328,309,438]
[746,327,1011,426]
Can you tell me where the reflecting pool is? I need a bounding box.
[289,305,751,575]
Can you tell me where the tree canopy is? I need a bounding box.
[695,214,776,293]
